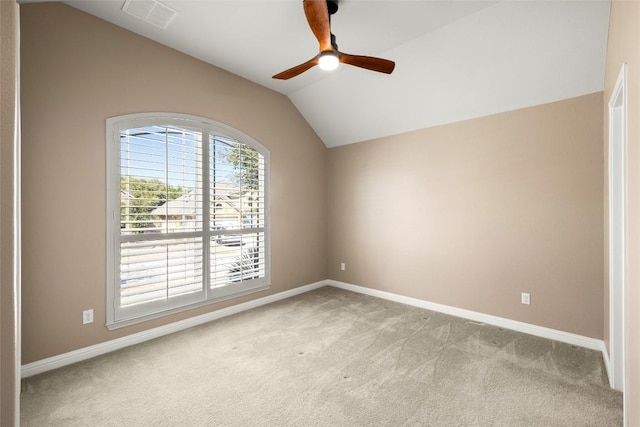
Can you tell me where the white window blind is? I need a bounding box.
[209,136,266,298]
[107,114,270,328]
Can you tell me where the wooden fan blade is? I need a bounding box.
[272,55,319,80]
[340,53,396,74]
[304,0,332,52]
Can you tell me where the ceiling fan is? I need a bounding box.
[272,0,396,80]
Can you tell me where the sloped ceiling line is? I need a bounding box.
[63,0,611,147]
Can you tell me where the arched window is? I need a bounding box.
[106,113,269,328]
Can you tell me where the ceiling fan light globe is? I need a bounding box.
[318,52,339,71]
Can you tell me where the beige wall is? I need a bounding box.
[328,93,604,339]
[20,3,327,363]
[1,0,20,423]
[603,0,640,423]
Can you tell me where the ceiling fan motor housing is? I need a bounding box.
[327,0,338,16]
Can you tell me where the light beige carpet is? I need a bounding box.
[21,286,622,426]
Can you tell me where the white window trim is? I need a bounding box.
[106,113,270,329]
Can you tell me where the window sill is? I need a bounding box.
[106,283,270,331]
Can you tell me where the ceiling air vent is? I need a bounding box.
[122,0,178,29]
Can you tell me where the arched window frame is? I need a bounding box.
[106,113,270,329]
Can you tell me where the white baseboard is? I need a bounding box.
[23,279,609,382]
[328,280,606,352]
[21,280,328,378]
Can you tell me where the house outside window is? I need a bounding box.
[106,113,270,328]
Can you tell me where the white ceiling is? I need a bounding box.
[63,0,611,147]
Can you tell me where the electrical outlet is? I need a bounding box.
[521,293,531,305]
[83,309,94,324]
[340,262,346,271]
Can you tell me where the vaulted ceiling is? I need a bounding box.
[63,0,611,147]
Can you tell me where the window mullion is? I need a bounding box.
[164,129,170,301]
[202,128,211,298]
